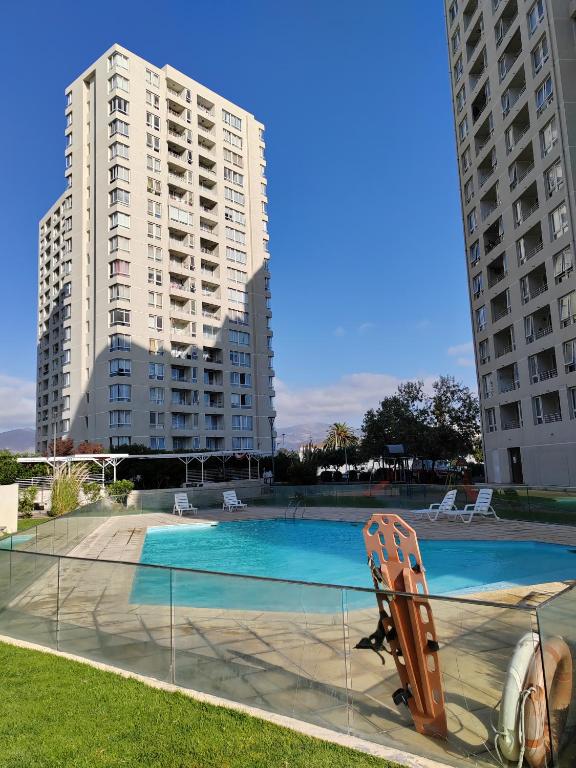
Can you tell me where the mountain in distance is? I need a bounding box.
[275,422,332,451]
[0,428,36,453]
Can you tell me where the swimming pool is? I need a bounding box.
[131,519,576,610]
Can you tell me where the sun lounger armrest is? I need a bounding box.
[428,503,441,510]
[463,503,475,511]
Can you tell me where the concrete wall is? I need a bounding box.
[0,484,18,534]
[128,478,268,511]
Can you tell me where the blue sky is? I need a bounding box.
[0,0,474,430]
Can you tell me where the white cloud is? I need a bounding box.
[274,372,437,427]
[333,325,346,337]
[447,341,474,368]
[357,322,376,335]
[0,374,36,431]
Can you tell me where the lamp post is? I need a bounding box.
[268,415,276,481]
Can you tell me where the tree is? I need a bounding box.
[45,438,74,457]
[77,441,105,454]
[323,423,358,477]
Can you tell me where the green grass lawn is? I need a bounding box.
[17,516,51,532]
[0,642,399,768]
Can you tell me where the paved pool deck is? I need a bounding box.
[2,506,575,768]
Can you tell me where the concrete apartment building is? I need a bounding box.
[445,0,576,485]
[36,45,274,454]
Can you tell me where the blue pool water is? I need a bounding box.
[132,519,576,610]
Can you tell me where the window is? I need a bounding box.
[62,372,71,387]
[148,268,162,286]
[550,202,568,240]
[222,109,242,130]
[563,338,576,373]
[467,208,477,234]
[65,92,72,107]
[148,363,164,380]
[109,384,131,402]
[108,74,129,93]
[535,76,553,112]
[146,112,160,131]
[553,246,573,283]
[148,245,162,262]
[459,115,469,142]
[148,291,163,308]
[232,415,253,431]
[223,148,243,168]
[545,160,564,197]
[228,287,248,305]
[109,188,130,206]
[149,387,164,404]
[109,410,131,428]
[225,226,245,244]
[485,408,497,433]
[110,164,130,184]
[168,205,192,225]
[540,117,557,157]
[109,236,130,253]
[110,436,131,449]
[227,267,247,284]
[479,338,490,364]
[109,119,129,137]
[149,411,165,429]
[449,1,458,24]
[527,0,545,37]
[109,333,131,351]
[231,393,252,409]
[472,272,483,297]
[109,211,130,230]
[65,153,72,169]
[223,128,243,148]
[109,142,129,160]
[146,133,160,152]
[476,305,487,331]
[559,291,576,327]
[462,146,472,172]
[109,358,131,376]
[146,90,160,109]
[232,437,254,450]
[147,222,161,239]
[65,133,72,148]
[150,436,165,450]
[108,52,128,70]
[223,167,244,187]
[62,349,71,365]
[147,155,161,172]
[145,68,160,88]
[109,259,130,277]
[109,96,129,115]
[454,56,463,84]
[224,207,245,225]
[109,308,130,327]
[147,177,161,195]
[532,35,549,75]
[148,199,162,218]
[569,387,576,419]
[456,85,466,113]
[148,314,163,331]
[109,283,130,301]
[230,350,251,367]
[464,177,474,203]
[229,329,250,345]
[224,187,245,206]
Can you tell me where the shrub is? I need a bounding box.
[107,479,134,505]
[49,463,90,517]
[82,481,102,503]
[18,486,38,518]
[286,462,318,485]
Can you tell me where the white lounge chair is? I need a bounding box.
[454,488,499,523]
[412,489,458,521]
[222,490,247,512]
[173,493,198,516]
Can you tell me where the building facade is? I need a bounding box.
[37,45,274,454]
[445,0,576,485]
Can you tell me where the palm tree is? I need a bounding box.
[323,423,358,479]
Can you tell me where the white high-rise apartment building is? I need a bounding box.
[36,45,274,454]
[445,0,576,485]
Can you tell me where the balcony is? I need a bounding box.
[533,391,562,425]
[167,80,191,102]
[169,278,194,296]
[466,13,484,61]
[513,182,539,228]
[463,0,479,30]
[516,222,543,266]
[501,67,526,120]
[520,262,548,304]
[169,256,194,275]
[474,113,494,157]
[197,96,215,116]
[529,347,558,384]
[202,302,221,321]
[199,177,217,196]
[204,393,224,409]
[497,363,520,393]
[198,115,215,135]
[478,148,497,188]
[202,347,222,364]
[200,260,219,280]
[495,0,518,48]
[199,156,216,175]
[204,369,223,387]
[491,288,511,322]
[170,320,196,339]
[505,105,530,154]
[498,28,521,82]
[483,217,504,255]
[199,197,217,218]
[200,238,218,256]
[198,135,215,154]
[525,305,553,344]
[487,252,508,288]
[170,344,198,362]
[480,181,499,222]
[171,389,194,407]
[200,218,217,235]
[201,282,220,299]
[494,325,516,358]
[501,400,522,430]
[171,365,191,384]
[170,298,195,319]
[472,81,491,124]
[469,47,488,92]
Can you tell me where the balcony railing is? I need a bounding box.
[493,305,511,322]
[522,283,548,303]
[507,122,530,154]
[514,200,539,228]
[541,412,562,424]
[535,325,553,340]
[485,234,503,254]
[495,343,515,358]
[479,164,497,187]
[518,240,543,265]
[499,381,520,393]
[501,419,521,430]
[532,368,558,383]
[488,271,507,288]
